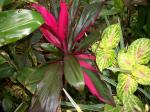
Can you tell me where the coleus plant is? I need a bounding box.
[22,0,114,112]
[92,23,150,112]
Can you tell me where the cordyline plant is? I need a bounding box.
[28,0,114,111]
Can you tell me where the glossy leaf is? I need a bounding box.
[132,64,150,85]
[83,68,114,105]
[0,55,6,64]
[0,9,44,47]
[127,38,150,64]
[73,2,103,42]
[118,49,135,71]
[29,62,62,112]
[100,23,121,49]
[40,43,59,53]
[96,49,116,71]
[64,54,84,91]
[116,74,138,99]
[122,94,143,112]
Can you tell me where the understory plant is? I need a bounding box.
[92,23,150,112]
[16,0,115,111]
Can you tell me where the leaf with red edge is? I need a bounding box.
[75,54,96,60]
[64,54,85,91]
[82,68,114,105]
[31,3,58,34]
[73,2,104,43]
[29,62,62,112]
[79,60,96,72]
[58,1,69,42]
[40,25,62,49]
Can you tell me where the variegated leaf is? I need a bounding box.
[118,49,135,71]
[117,74,138,99]
[96,49,116,71]
[100,23,121,49]
[128,38,150,64]
[132,64,150,85]
[122,94,143,112]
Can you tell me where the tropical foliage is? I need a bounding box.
[0,0,150,112]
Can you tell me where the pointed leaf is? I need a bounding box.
[118,50,135,71]
[122,95,143,112]
[96,49,116,71]
[116,74,138,99]
[0,9,44,47]
[0,63,15,79]
[83,69,114,105]
[100,23,121,49]
[64,54,84,91]
[58,1,69,42]
[29,62,62,112]
[127,38,150,64]
[75,54,96,60]
[79,60,96,72]
[31,3,58,34]
[132,64,150,85]
[73,2,104,42]
[69,0,79,23]
[40,25,62,49]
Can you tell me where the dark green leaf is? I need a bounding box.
[70,0,79,23]
[0,9,44,47]
[14,102,29,112]
[77,32,99,50]
[64,54,84,91]
[73,2,103,40]
[0,63,15,79]
[29,62,62,112]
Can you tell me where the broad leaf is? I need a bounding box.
[0,9,44,47]
[83,68,114,105]
[118,50,135,71]
[114,0,124,12]
[29,62,62,112]
[73,2,103,42]
[40,43,60,53]
[132,64,150,85]
[0,63,15,79]
[96,49,116,71]
[100,23,121,49]
[127,38,150,64]
[64,54,84,91]
[0,55,6,64]
[117,74,138,99]
[122,95,143,112]
[104,104,121,112]
[17,67,36,94]
[14,102,29,112]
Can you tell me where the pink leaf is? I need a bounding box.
[40,26,62,49]
[79,60,96,72]
[83,71,99,97]
[58,1,69,42]
[31,3,58,34]
[75,54,96,60]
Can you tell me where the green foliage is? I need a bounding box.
[0,10,44,47]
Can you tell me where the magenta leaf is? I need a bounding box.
[32,3,58,34]
[40,26,62,49]
[75,54,96,60]
[83,68,115,105]
[58,1,69,42]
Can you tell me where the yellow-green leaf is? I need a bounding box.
[96,49,116,71]
[118,50,135,71]
[122,94,143,112]
[100,23,121,49]
[132,64,150,85]
[128,38,150,64]
[117,74,138,99]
